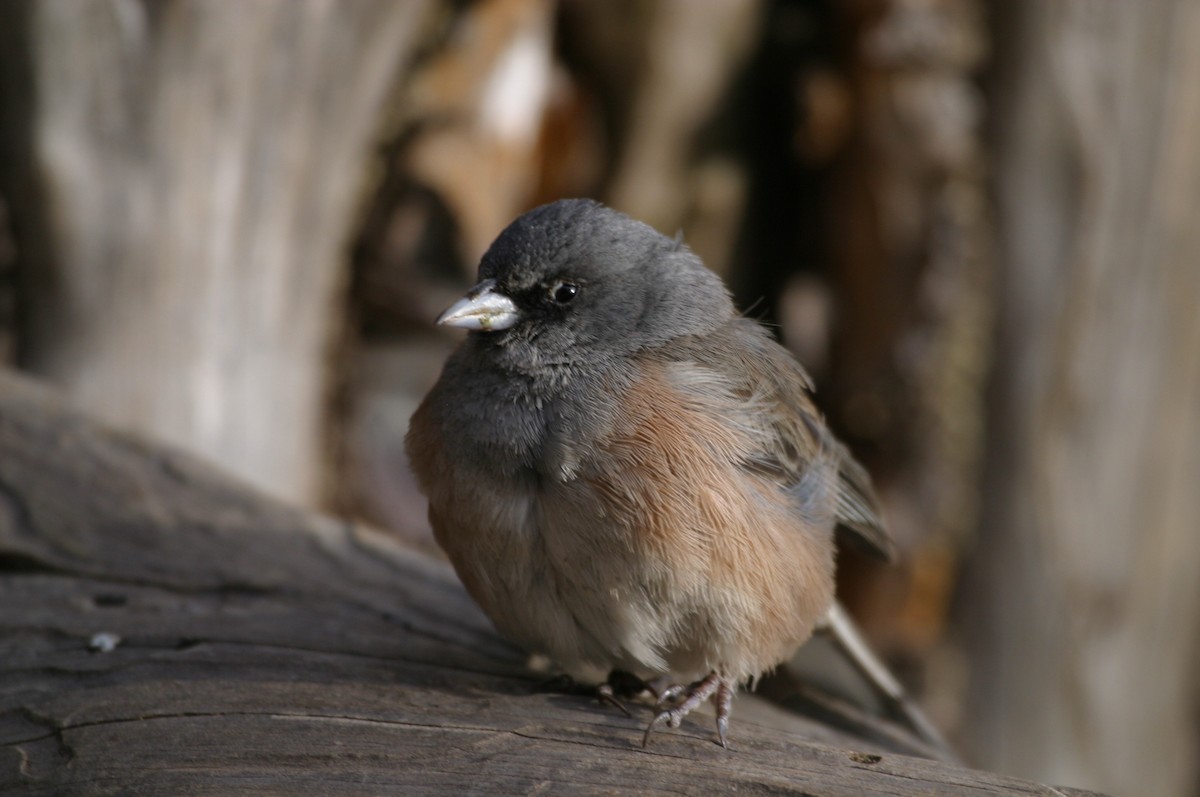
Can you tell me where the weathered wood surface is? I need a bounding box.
[962,3,1200,795]
[0,371,1102,796]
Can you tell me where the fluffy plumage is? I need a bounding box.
[406,199,889,747]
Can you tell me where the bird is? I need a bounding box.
[405,198,894,749]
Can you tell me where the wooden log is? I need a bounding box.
[0,370,1104,795]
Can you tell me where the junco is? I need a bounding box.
[406,199,892,748]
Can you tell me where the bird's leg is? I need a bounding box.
[714,679,734,749]
[642,672,734,748]
[652,680,686,707]
[597,669,667,717]
[538,671,633,717]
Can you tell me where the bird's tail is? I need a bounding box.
[816,601,958,761]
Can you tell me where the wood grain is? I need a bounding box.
[0,371,1104,796]
[963,3,1200,795]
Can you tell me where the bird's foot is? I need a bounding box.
[600,669,690,717]
[543,670,655,718]
[596,682,633,718]
[642,672,735,748]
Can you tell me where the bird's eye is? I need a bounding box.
[550,281,578,304]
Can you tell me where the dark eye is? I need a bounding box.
[550,281,578,304]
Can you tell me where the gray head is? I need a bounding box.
[437,199,734,373]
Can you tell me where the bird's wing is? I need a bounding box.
[655,319,895,562]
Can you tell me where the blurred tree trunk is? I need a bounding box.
[808,0,991,728]
[0,0,431,502]
[962,3,1200,796]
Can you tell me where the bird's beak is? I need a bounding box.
[436,279,520,331]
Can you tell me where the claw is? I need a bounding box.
[597,683,633,718]
[640,672,730,748]
[642,712,668,748]
[540,671,637,718]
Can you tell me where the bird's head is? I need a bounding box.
[436,199,733,373]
